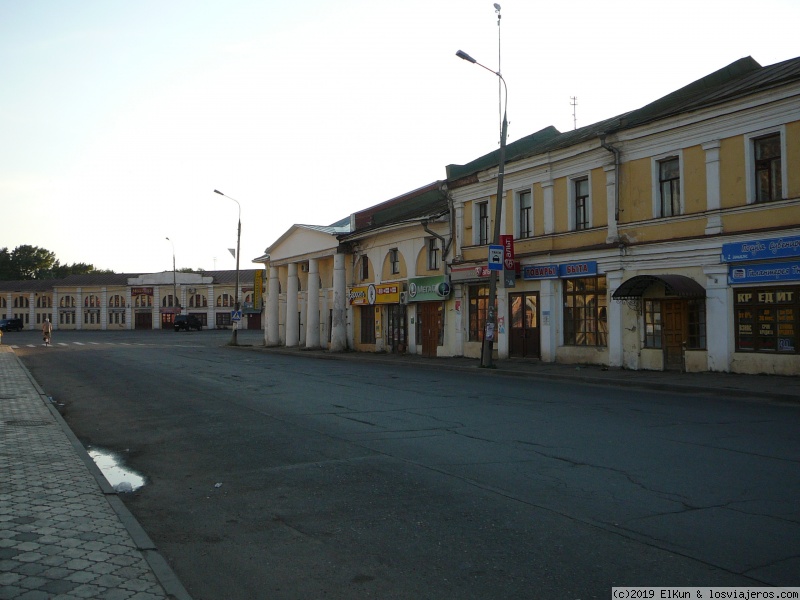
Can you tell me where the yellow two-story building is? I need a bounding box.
[446,55,800,374]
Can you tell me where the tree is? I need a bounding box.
[0,245,113,280]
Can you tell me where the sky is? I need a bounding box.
[2,0,799,275]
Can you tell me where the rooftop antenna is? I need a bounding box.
[570,96,578,130]
[494,3,502,143]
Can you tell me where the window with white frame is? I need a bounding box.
[427,238,440,271]
[516,189,532,238]
[389,248,400,274]
[570,176,590,231]
[476,201,489,245]
[658,156,681,217]
[745,127,787,204]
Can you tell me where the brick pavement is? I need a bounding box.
[0,346,191,600]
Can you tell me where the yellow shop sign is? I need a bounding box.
[348,283,402,305]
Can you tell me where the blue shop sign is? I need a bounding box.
[522,261,597,280]
[728,260,800,284]
[522,264,558,280]
[559,261,597,277]
[721,234,800,263]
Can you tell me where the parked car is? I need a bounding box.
[0,318,24,332]
[174,315,203,331]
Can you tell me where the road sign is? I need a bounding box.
[231,310,242,322]
[488,245,504,271]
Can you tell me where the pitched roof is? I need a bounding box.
[446,55,800,183]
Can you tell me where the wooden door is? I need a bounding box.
[509,293,540,359]
[420,302,441,358]
[662,300,687,371]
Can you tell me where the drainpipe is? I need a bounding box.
[422,219,451,260]
[599,134,620,222]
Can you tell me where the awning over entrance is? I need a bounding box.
[612,274,706,300]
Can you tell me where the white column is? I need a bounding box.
[266,265,280,346]
[606,269,624,367]
[286,263,299,347]
[306,259,321,349]
[703,140,723,235]
[101,288,108,330]
[542,180,555,235]
[75,288,83,330]
[331,253,347,352]
[704,265,731,372]
[540,279,557,362]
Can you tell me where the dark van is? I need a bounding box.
[0,318,24,332]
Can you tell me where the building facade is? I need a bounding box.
[0,270,263,331]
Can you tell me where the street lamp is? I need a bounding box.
[213,189,242,346]
[165,237,178,315]
[456,49,508,368]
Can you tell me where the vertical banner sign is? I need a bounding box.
[500,235,515,288]
[253,269,264,310]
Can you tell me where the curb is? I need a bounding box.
[11,350,194,600]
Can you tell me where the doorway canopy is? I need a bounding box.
[612,274,706,300]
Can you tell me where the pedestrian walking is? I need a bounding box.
[42,318,52,346]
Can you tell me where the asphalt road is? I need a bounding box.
[13,329,800,599]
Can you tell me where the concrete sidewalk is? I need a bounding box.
[0,346,191,600]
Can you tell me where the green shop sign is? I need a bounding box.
[408,276,451,302]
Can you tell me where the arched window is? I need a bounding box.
[134,295,152,308]
[0,297,6,308]
[162,295,178,307]
[189,294,208,308]
[109,295,125,308]
[36,296,52,308]
[60,296,76,308]
[216,293,234,307]
[84,295,100,308]
[14,295,29,308]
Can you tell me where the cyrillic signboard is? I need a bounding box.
[728,261,800,284]
[522,261,598,280]
[348,283,402,305]
[721,235,800,262]
[407,276,451,302]
[131,287,154,296]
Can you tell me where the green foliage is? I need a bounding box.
[0,245,113,280]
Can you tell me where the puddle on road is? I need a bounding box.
[87,447,146,493]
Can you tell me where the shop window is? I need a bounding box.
[644,300,662,348]
[563,276,607,346]
[360,306,376,344]
[687,299,707,349]
[735,286,799,353]
[468,284,496,342]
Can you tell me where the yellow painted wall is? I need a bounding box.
[533,183,545,236]
[621,159,651,223]
[619,218,706,244]
[720,136,745,208]
[683,145,706,215]
[723,204,800,234]
[553,178,568,233]
[381,251,407,280]
[591,167,607,227]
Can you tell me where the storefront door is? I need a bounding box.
[662,300,687,371]
[509,292,540,358]
[388,304,407,354]
[135,311,152,330]
[420,302,442,358]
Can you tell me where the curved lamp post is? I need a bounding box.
[456,49,508,369]
[165,237,178,314]
[213,189,242,346]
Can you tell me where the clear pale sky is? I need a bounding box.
[2,0,798,274]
